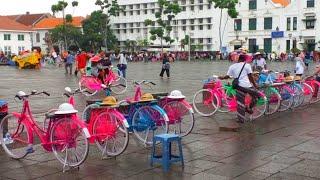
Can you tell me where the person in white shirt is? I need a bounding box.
[118,52,128,78]
[294,54,305,77]
[219,54,259,123]
[253,52,267,71]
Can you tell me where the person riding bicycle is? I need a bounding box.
[219,54,259,123]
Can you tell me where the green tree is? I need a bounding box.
[145,0,181,51]
[208,0,238,51]
[81,10,118,51]
[49,24,82,49]
[137,38,150,50]
[180,35,189,51]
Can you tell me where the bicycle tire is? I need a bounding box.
[310,81,320,104]
[78,78,98,97]
[50,117,89,168]
[0,114,30,159]
[249,92,267,120]
[291,83,304,108]
[192,89,219,117]
[278,85,294,112]
[163,101,194,137]
[132,105,168,145]
[82,104,100,123]
[302,83,313,105]
[264,87,281,115]
[110,76,127,95]
[93,112,129,157]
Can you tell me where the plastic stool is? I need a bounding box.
[150,134,184,172]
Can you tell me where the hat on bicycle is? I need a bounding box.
[284,76,294,83]
[140,93,156,102]
[168,90,185,99]
[100,96,118,106]
[90,55,101,62]
[55,103,78,115]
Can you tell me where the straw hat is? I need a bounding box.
[284,76,294,82]
[140,93,156,102]
[294,76,302,81]
[100,96,117,106]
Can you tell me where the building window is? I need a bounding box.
[207,18,211,23]
[4,34,11,41]
[190,26,195,31]
[123,12,126,16]
[143,3,147,8]
[129,5,133,9]
[144,10,148,14]
[190,5,194,11]
[130,29,133,33]
[199,0,203,3]
[191,38,195,44]
[293,39,297,49]
[249,39,257,53]
[18,34,24,41]
[207,38,212,44]
[116,24,120,28]
[182,6,186,11]
[151,9,155,13]
[264,38,272,53]
[117,29,120,34]
[207,25,211,29]
[181,0,186,5]
[249,0,257,10]
[123,29,127,33]
[199,38,203,44]
[199,25,203,30]
[199,18,203,24]
[286,40,291,52]
[293,17,297,30]
[36,33,40,42]
[190,19,194,24]
[130,11,133,15]
[287,17,291,31]
[307,0,314,8]
[264,17,272,30]
[190,0,194,4]
[234,19,242,31]
[137,10,140,15]
[199,5,203,10]
[4,46,11,56]
[18,46,25,53]
[305,16,315,29]
[249,18,257,30]
[182,19,186,25]
[182,26,186,31]
[208,4,211,9]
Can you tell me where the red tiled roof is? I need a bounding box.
[0,16,33,31]
[34,17,85,29]
[6,13,51,26]
[272,0,290,7]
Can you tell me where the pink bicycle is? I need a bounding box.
[304,76,320,104]
[79,66,127,96]
[0,90,90,171]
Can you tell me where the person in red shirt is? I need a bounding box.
[75,51,88,75]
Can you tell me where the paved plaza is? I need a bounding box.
[1,61,320,180]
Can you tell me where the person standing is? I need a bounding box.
[219,54,259,123]
[118,52,127,78]
[252,52,267,71]
[294,53,305,77]
[159,52,170,79]
[75,51,88,76]
[65,51,75,75]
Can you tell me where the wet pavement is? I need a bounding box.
[0,61,320,179]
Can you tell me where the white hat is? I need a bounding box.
[255,52,262,56]
[168,90,186,99]
[55,103,78,115]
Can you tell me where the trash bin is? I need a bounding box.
[0,100,8,137]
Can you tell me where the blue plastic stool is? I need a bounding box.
[150,134,184,172]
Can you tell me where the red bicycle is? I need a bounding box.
[304,76,320,104]
[0,90,90,171]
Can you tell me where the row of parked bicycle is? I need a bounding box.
[193,70,320,120]
[0,80,194,172]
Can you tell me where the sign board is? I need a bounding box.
[271,31,284,38]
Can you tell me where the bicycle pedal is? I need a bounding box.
[26,147,35,154]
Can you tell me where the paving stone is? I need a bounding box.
[263,155,303,165]
[191,173,231,180]
[186,159,223,170]
[265,172,319,180]
[233,170,271,180]
[204,164,252,178]
[254,162,290,174]
[298,152,320,161]
[282,160,320,178]
[276,150,305,158]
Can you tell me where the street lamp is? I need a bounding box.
[188,32,194,62]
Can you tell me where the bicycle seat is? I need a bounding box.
[45,112,59,119]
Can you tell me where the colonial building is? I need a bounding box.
[228,0,319,53]
[0,16,33,55]
[110,0,228,51]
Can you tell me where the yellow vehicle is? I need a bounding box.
[13,52,41,69]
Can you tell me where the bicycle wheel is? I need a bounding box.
[163,101,194,137]
[93,112,129,157]
[50,117,89,168]
[78,77,98,97]
[278,86,294,112]
[132,105,168,145]
[82,104,99,122]
[310,82,320,104]
[192,89,219,117]
[249,92,267,120]
[0,115,30,159]
[302,83,313,105]
[264,87,281,115]
[112,67,122,81]
[110,76,127,95]
[291,83,304,108]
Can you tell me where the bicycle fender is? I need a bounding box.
[112,110,130,128]
[180,100,194,114]
[151,105,169,122]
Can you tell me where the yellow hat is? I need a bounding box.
[140,93,155,102]
[294,76,302,81]
[100,96,117,106]
[284,76,294,83]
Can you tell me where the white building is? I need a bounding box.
[227,0,320,53]
[0,16,33,55]
[110,0,229,51]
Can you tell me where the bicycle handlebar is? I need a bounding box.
[63,88,93,97]
[134,80,156,86]
[15,91,50,100]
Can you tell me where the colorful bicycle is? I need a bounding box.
[117,81,169,145]
[0,90,90,172]
[79,66,127,96]
[64,87,129,157]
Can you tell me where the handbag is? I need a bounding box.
[232,63,246,89]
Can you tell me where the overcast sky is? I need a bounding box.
[0,0,100,17]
